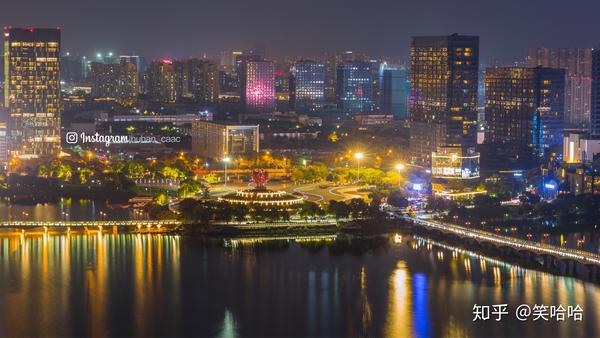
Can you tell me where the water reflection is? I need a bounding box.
[0,233,599,337]
[0,199,141,222]
[384,261,412,337]
[0,234,180,337]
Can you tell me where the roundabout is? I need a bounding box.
[219,169,304,206]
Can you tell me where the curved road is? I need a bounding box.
[292,184,368,203]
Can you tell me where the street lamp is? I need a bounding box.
[395,163,405,187]
[354,152,364,183]
[222,156,231,187]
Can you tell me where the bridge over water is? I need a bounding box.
[403,216,600,280]
[0,220,182,229]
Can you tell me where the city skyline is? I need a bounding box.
[3,0,600,63]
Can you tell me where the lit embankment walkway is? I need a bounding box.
[403,216,600,265]
[0,220,182,229]
[216,220,338,229]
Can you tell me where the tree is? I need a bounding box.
[126,162,146,179]
[162,166,186,180]
[425,196,455,213]
[108,159,126,173]
[178,178,202,197]
[38,164,49,178]
[299,201,322,220]
[202,173,218,184]
[232,204,249,222]
[519,191,541,205]
[348,198,368,219]
[328,200,350,220]
[388,190,409,208]
[0,174,6,189]
[57,163,73,182]
[78,168,94,184]
[473,194,500,208]
[200,185,211,199]
[250,204,268,222]
[154,193,169,206]
[215,202,235,223]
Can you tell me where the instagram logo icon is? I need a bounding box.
[66,132,78,144]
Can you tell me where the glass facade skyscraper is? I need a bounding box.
[381,68,408,119]
[336,61,373,114]
[485,67,565,158]
[4,28,61,159]
[409,34,479,166]
[290,60,325,113]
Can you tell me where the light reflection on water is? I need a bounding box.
[0,233,599,337]
[0,199,140,222]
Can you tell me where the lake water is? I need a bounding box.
[0,233,599,337]
[0,199,140,222]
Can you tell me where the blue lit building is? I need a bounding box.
[381,68,408,119]
[485,66,565,160]
[290,60,325,113]
[336,61,373,114]
[532,67,566,156]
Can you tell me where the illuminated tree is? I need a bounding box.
[78,168,94,184]
[126,162,146,179]
[252,169,269,190]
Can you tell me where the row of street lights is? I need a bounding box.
[221,152,405,187]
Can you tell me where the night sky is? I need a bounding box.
[3,0,599,63]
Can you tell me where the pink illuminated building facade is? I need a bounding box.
[241,60,275,113]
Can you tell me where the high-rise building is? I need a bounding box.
[336,61,373,114]
[409,34,479,166]
[591,49,600,138]
[274,69,290,111]
[81,56,90,79]
[90,62,120,98]
[89,61,139,105]
[219,51,240,72]
[191,120,259,159]
[525,48,591,76]
[172,60,191,99]
[0,122,8,169]
[240,59,275,113]
[118,61,139,105]
[119,55,144,74]
[290,60,325,113]
[60,52,83,84]
[323,53,341,103]
[381,68,408,119]
[189,59,220,103]
[4,28,61,158]
[534,69,566,155]
[149,58,219,104]
[146,59,176,103]
[485,67,565,159]
[526,47,592,128]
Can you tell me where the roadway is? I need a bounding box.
[292,183,369,203]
